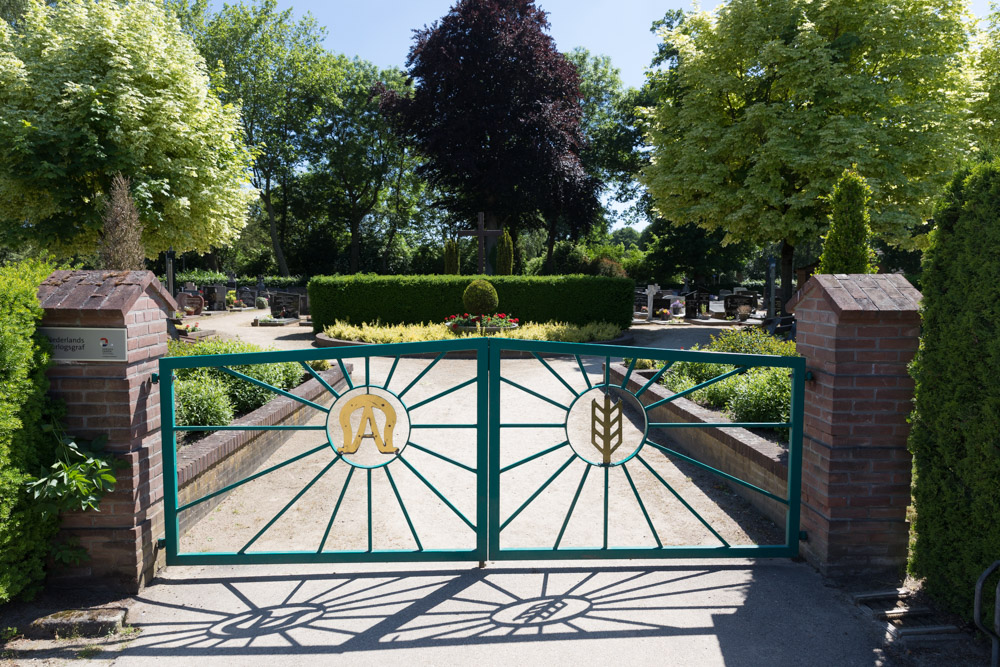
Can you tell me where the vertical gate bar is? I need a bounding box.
[383,355,401,391]
[555,465,591,549]
[160,362,179,563]
[604,357,610,386]
[786,359,806,555]
[367,468,373,552]
[603,466,609,549]
[365,357,370,390]
[574,354,593,390]
[485,338,499,560]
[318,467,355,553]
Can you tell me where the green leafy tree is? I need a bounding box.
[443,240,459,275]
[0,0,254,258]
[908,162,1000,621]
[496,229,514,275]
[641,0,971,307]
[186,0,331,276]
[817,169,876,274]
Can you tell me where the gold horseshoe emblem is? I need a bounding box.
[338,395,398,455]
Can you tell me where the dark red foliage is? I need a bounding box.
[380,0,598,230]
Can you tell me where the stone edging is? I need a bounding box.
[313,332,635,358]
[608,363,788,526]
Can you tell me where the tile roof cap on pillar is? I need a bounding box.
[787,274,921,318]
[38,270,177,320]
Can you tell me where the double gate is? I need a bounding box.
[160,338,804,565]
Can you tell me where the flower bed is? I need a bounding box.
[322,320,622,344]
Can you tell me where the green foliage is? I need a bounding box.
[168,339,303,416]
[26,431,118,517]
[817,170,877,274]
[173,270,227,285]
[0,258,61,602]
[908,162,1000,622]
[324,320,621,345]
[642,0,971,254]
[255,297,268,310]
[443,240,460,275]
[309,275,634,331]
[496,230,514,275]
[174,375,233,434]
[0,0,254,257]
[663,328,798,428]
[462,279,499,315]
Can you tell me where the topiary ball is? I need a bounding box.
[463,279,499,314]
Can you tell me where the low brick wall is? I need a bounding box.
[174,367,350,535]
[608,363,789,526]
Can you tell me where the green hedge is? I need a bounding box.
[908,162,1000,623]
[0,259,61,602]
[308,275,634,330]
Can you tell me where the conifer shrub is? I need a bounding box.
[0,259,62,602]
[497,230,514,275]
[908,163,1000,622]
[443,240,460,275]
[462,279,499,314]
[817,169,877,274]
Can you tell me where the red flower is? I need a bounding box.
[498,313,505,318]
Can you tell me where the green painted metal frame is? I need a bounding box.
[485,338,805,561]
[159,336,805,566]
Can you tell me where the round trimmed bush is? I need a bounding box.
[463,279,498,314]
[255,296,268,309]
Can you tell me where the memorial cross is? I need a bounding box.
[458,212,503,274]
[645,283,660,322]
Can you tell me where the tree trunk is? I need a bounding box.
[261,189,290,277]
[510,228,521,275]
[780,240,795,315]
[349,214,361,274]
[381,218,399,274]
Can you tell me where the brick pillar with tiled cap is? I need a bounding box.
[787,274,921,576]
[37,270,176,591]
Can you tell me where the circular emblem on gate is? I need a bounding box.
[565,385,648,467]
[491,596,592,627]
[326,386,410,469]
[207,604,325,638]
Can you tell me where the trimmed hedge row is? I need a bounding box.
[908,162,1000,622]
[308,275,634,330]
[0,260,61,602]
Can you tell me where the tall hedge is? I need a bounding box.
[908,163,1000,621]
[309,275,634,330]
[0,259,61,601]
[817,169,877,274]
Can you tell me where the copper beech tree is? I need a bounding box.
[379,0,599,267]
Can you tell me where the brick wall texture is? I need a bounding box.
[788,274,921,575]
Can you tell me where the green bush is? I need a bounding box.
[496,231,514,275]
[174,269,227,285]
[463,279,499,314]
[174,375,233,432]
[817,169,877,274]
[309,275,634,331]
[0,259,62,602]
[908,162,1000,622]
[255,296,268,309]
[662,328,798,428]
[168,340,303,416]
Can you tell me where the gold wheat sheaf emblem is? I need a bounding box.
[591,394,623,465]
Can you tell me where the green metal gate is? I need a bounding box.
[159,337,804,565]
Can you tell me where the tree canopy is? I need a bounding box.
[380,0,598,240]
[641,0,972,300]
[0,0,253,258]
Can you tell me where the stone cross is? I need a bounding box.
[458,212,503,275]
[646,283,660,321]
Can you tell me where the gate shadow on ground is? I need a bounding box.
[57,562,886,664]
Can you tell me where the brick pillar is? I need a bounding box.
[38,271,176,591]
[787,274,921,576]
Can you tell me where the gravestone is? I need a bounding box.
[683,291,711,319]
[644,284,659,321]
[270,292,303,319]
[176,292,204,316]
[237,287,256,307]
[204,284,227,311]
[724,293,756,320]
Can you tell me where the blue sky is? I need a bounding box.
[260,1,994,89]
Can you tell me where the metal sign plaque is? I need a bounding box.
[38,327,128,362]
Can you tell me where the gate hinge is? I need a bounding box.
[156,537,166,548]
[151,373,159,385]
[799,530,809,542]
[804,371,815,382]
